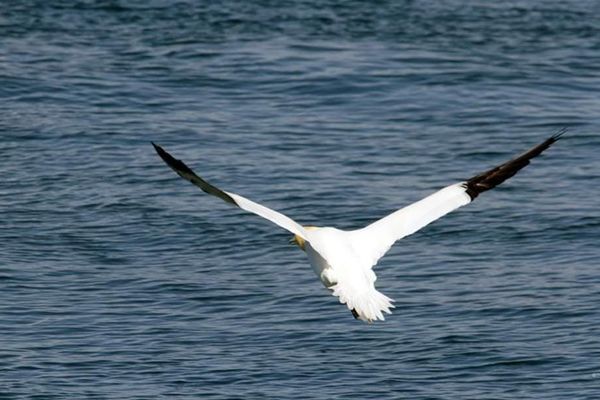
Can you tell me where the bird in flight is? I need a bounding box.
[152,130,564,323]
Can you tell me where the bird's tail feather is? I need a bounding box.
[331,283,394,323]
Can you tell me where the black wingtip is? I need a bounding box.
[151,142,197,178]
[551,127,568,141]
[151,142,239,207]
[464,131,564,200]
[151,142,167,158]
[151,141,165,159]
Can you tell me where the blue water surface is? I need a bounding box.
[2,1,600,399]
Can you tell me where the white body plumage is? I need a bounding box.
[303,227,394,322]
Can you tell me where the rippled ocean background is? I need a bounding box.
[2,1,600,398]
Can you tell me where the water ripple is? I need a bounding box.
[2,1,600,399]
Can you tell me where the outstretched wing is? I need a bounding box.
[351,131,565,267]
[152,143,309,240]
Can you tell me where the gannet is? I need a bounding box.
[152,130,564,323]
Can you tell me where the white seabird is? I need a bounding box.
[152,131,564,323]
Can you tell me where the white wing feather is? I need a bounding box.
[349,131,565,268]
[225,192,308,239]
[351,183,471,266]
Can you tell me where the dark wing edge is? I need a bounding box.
[463,128,566,200]
[152,142,238,206]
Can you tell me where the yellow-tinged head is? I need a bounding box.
[289,226,318,251]
[290,234,306,250]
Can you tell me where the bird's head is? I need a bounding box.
[289,226,318,251]
[289,234,306,251]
